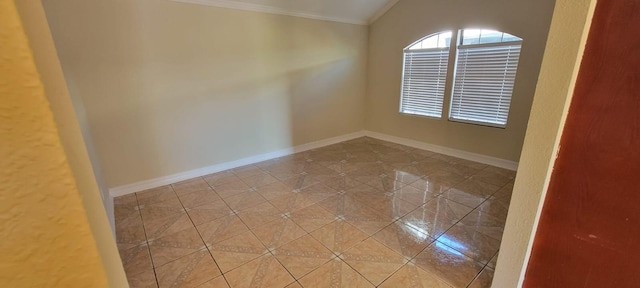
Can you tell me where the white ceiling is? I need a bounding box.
[172,0,400,25]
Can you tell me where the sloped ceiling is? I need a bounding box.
[172,0,400,25]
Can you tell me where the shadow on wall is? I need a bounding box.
[42,0,367,188]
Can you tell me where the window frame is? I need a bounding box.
[449,31,523,128]
[399,31,454,119]
[399,28,523,129]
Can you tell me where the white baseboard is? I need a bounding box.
[108,131,366,198]
[109,129,518,199]
[363,130,519,171]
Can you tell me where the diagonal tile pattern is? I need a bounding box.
[115,137,515,287]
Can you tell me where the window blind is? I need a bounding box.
[450,43,521,127]
[400,48,450,118]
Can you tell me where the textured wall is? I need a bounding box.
[13,0,128,286]
[366,0,556,162]
[0,1,109,286]
[493,0,597,286]
[42,0,369,188]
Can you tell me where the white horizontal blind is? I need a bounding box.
[400,48,449,118]
[450,43,522,127]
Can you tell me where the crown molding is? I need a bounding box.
[368,0,399,24]
[171,0,368,25]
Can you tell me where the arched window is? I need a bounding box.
[400,31,452,118]
[400,29,523,127]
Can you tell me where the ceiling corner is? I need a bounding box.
[368,0,400,25]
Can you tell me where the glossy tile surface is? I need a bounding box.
[115,137,514,287]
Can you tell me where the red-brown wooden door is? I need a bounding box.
[523,0,640,287]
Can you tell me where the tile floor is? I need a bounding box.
[115,137,515,288]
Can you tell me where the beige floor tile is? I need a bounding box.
[137,186,179,206]
[450,158,488,171]
[483,166,516,179]
[298,259,374,287]
[251,217,307,249]
[443,164,480,178]
[353,175,407,193]
[340,238,406,286]
[140,197,184,211]
[212,180,251,199]
[322,175,362,192]
[269,191,322,213]
[423,196,474,221]
[196,215,250,246]
[116,210,147,245]
[117,138,513,287]
[115,194,138,206]
[254,181,296,200]
[222,191,267,211]
[148,227,207,267]
[375,198,424,222]
[384,167,424,184]
[399,206,456,240]
[371,222,434,259]
[127,268,158,288]
[310,220,368,255]
[438,224,501,265]
[118,243,153,279]
[288,203,336,233]
[172,178,212,197]
[439,189,489,209]
[224,254,295,287]
[391,185,439,205]
[155,250,221,288]
[232,164,265,179]
[414,158,453,175]
[477,197,510,221]
[491,190,513,211]
[459,209,506,240]
[281,174,323,190]
[423,170,468,188]
[469,169,513,187]
[203,171,241,187]
[344,217,393,237]
[178,189,220,209]
[379,262,451,288]
[266,165,306,181]
[141,208,194,240]
[208,230,268,273]
[236,201,282,229]
[468,267,494,288]
[273,234,335,279]
[448,178,502,199]
[186,200,233,226]
[241,172,279,188]
[196,276,229,288]
[284,281,303,288]
[408,177,454,195]
[138,199,184,221]
[413,243,484,288]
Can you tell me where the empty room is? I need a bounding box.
[4,0,638,287]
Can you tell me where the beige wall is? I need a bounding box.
[42,0,368,188]
[366,0,556,162]
[493,0,597,286]
[0,0,121,285]
[14,0,128,286]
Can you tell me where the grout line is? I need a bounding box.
[133,193,161,288]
